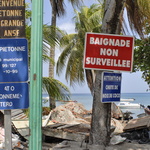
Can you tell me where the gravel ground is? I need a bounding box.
[52,140,150,150]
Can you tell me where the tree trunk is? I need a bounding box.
[89,70,111,146]
[89,0,125,146]
[49,0,57,109]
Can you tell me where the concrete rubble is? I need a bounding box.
[43,102,150,149]
[0,102,150,149]
[50,102,90,124]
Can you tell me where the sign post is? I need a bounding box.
[0,39,28,150]
[0,39,28,82]
[29,0,43,149]
[0,0,25,38]
[4,110,12,150]
[83,33,134,72]
[101,72,122,103]
[83,32,134,103]
[0,1,26,149]
[0,83,29,109]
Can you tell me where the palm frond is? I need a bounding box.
[68,0,83,8]
[56,4,104,92]
[85,70,94,96]
[42,77,70,100]
[43,25,60,47]
[50,0,65,17]
[125,0,144,38]
[42,54,55,64]
[65,47,84,85]
[57,34,77,75]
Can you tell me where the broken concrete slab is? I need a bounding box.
[43,123,89,142]
[124,115,150,131]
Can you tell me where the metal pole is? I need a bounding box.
[4,110,12,150]
[29,0,43,149]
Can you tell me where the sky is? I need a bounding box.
[28,0,150,93]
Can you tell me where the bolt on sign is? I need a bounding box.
[83,33,134,72]
[0,0,25,38]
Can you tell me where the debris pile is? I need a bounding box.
[1,102,149,149]
[47,102,150,146]
[121,128,150,144]
[0,127,24,149]
[111,102,123,119]
[50,102,90,124]
[111,118,124,135]
[110,135,126,145]
[120,115,150,144]
[0,111,28,149]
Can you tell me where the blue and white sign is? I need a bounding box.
[0,38,28,82]
[0,83,29,109]
[101,72,122,103]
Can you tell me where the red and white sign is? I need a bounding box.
[83,33,134,72]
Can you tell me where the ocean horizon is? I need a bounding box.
[43,92,150,118]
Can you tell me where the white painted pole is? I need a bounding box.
[4,110,12,150]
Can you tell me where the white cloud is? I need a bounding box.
[59,22,75,34]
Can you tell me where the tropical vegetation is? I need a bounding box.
[56,0,150,145]
[48,0,83,109]
[57,4,103,94]
[27,0,150,146]
[25,3,70,111]
[132,0,150,88]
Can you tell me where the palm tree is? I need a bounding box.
[25,5,70,109]
[49,0,83,109]
[137,0,150,34]
[130,0,150,88]
[43,25,70,103]
[56,3,105,145]
[57,4,103,93]
[42,77,70,101]
[90,0,149,146]
[57,0,148,146]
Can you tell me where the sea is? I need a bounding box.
[42,93,150,119]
